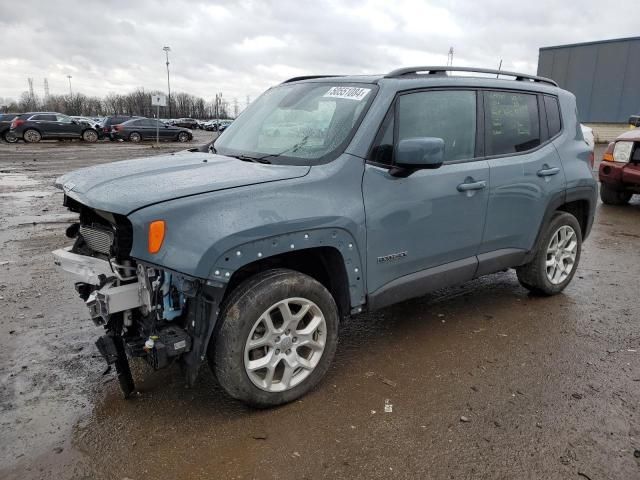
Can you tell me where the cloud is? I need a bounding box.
[0,0,638,105]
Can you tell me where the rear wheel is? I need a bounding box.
[23,129,41,143]
[600,183,632,205]
[128,132,141,143]
[516,212,582,295]
[82,129,98,143]
[177,131,190,142]
[210,269,339,407]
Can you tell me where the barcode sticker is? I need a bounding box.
[323,86,371,101]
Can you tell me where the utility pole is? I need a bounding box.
[67,75,73,96]
[447,47,454,66]
[163,46,172,118]
[215,92,222,129]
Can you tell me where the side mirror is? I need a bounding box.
[392,137,445,176]
[629,115,640,128]
[71,120,78,125]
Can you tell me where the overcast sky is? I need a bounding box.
[1,0,638,105]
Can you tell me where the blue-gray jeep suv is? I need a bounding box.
[53,67,596,407]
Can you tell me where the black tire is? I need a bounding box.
[209,268,339,408]
[82,129,98,143]
[516,212,582,296]
[600,183,632,205]
[177,131,190,142]
[128,132,141,143]
[23,128,41,143]
[2,130,17,143]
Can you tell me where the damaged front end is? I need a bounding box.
[53,196,223,398]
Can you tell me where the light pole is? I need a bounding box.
[163,46,172,118]
[67,75,73,96]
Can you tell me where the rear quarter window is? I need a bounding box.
[544,96,562,138]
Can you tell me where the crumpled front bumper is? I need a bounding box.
[53,247,141,323]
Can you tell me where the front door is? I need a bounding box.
[56,114,82,138]
[363,89,489,295]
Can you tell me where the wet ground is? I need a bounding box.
[0,138,638,479]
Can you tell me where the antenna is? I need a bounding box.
[447,47,454,66]
[496,59,503,78]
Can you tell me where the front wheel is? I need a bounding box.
[210,269,339,407]
[600,183,632,205]
[2,131,17,143]
[177,131,190,142]
[82,129,98,143]
[516,212,582,295]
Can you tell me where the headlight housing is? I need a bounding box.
[612,141,633,163]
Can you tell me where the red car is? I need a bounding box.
[598,117,640,205]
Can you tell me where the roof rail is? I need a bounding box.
[384,66,558,87]
[281,75,343,84]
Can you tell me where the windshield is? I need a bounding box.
[214,82,376,165]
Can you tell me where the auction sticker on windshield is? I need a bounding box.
[323,86,371,101]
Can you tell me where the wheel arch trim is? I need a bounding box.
[208,228,366,310]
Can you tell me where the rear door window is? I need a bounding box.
[484,91,540,155]
[31,114,57,121]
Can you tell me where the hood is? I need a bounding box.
[616,128,640,142]
[56,152,310,215]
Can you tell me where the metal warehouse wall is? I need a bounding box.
[537,37,640,123]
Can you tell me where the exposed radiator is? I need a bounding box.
[80,225,114,255]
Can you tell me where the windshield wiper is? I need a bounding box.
[231,136,310,165]
[233,154,271,164]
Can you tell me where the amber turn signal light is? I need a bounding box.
[602,142,615,162]
[148,220,166,254]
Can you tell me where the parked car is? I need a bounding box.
[101,115,142,140]
[53,66,596,407]
[0,113,20,143]
[110,117,193,142]
[218,120,233,132]
[72,116,102,130]
[598,115,640,205]
[10,112,99,143]
[172,118,199,129]
[203,120,218,131]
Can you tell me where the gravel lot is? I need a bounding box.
[0,137,638,480]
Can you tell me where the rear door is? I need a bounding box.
[363,89,490,296]
[29,114,58,136]
[479,90,566,264]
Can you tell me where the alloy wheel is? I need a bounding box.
[545,225,577,284]
[244,297,327,392]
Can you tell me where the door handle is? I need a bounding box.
[457,180,486,192]
[537,166,560,177]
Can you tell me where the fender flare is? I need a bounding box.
[522,191,566,264]
[207,227,366,309]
